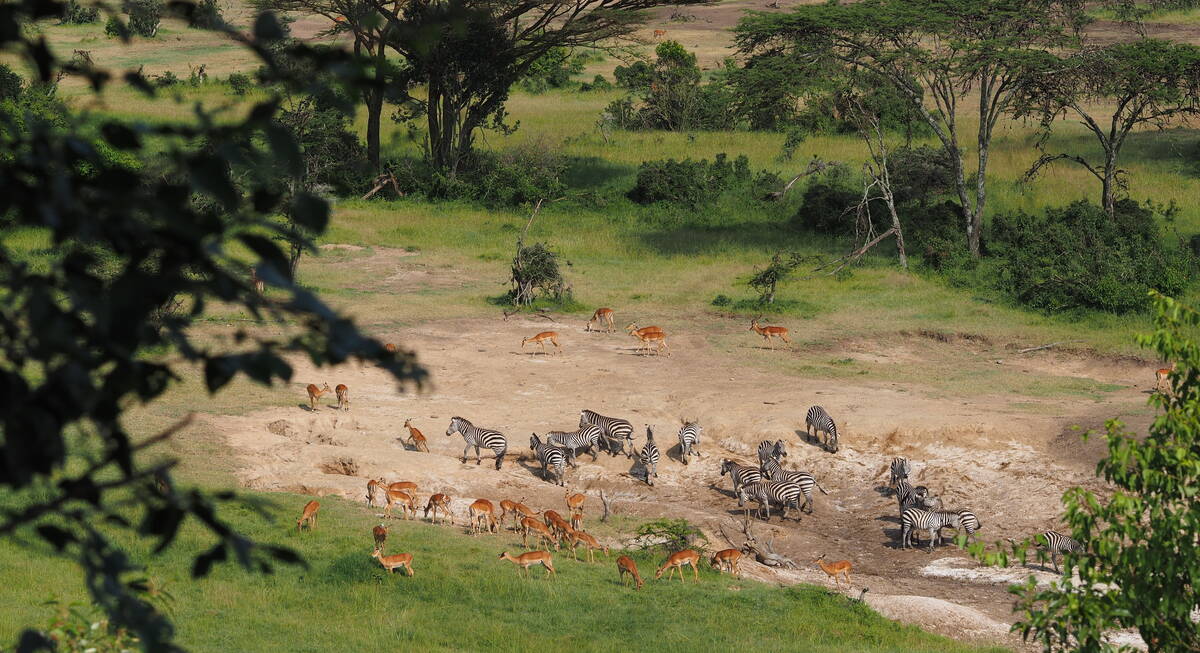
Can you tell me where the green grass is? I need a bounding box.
[0,493,1008,652]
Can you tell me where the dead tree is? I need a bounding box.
[762,157,838,201]
[719,518,797,569]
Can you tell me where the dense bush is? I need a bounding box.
[990,200,1191,313]
[579,74,612,92]
[103,15,123,37]
[126,0,162,36]
[519,47,586,93]
[226,72,251,95]
[613,60,651,88]
[385,142,565,207]
[188,0,223,29]
[277,100,369,196]
[606,42,736,131]
[628,153,750,207]
[791,166,860,234]
[887,146,956,207]
[0,64,22,102]
[60,0,100,24]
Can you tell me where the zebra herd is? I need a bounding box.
[725,438,830,521]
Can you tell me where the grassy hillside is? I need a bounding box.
[0,493,1007,652]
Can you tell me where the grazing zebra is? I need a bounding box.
[889,457,911,489]
[719,459,762,495]
[760,458,829,514]
[547,424,602,466]
[757,440,787,466]
[1037,530,1085,573]
[895,479,936,513]
[638,426,660,486]
[900,508,962,551]
[736,480,804,522]
[529,434,567,486]
[446,416,507,470]
[805,406,839,453]
[677,420,702,464]
[944,509,982,544]
[580,409,635,458]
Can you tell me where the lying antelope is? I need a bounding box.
[656,549,700,582]
[499,550,555,578]
[403,418,429,452]
[520,516,558,550]
[372,550,414,576]
[469,499,498,535]
[586,307,616,333]
[814,554,851,590]
[306,383,332,411]
[571,530,609,563]
[385,489,416,520]
[1156,362,1176,395]
[424,493,452,525]
[617,555,644,589]
[710,548,742,575]
[749,318,791,349]
[372,524,387,552]
[335,383,350,411]
[522,331,562,356]
[297,500,320,532]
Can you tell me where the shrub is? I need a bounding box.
[579,74,612,92]
[628,153,750,207]
[127,0,161,37]
[103,15,124,38]
[188,0,223,29]
[887,146,956,207]
[153,70,180,87]
[226,72,251,96]
[990,200,1191,313]
[509,242,571,306]
[613,60,651,89]
[519,47,585,93]
[791,166,859,234]
[471,142,567,207]
[711,294,732,307]
[60,0,100,24]
[635,518,708,552]
[277,99,369,196]
[0,64,22,101]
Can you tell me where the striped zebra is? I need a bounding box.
[895,479,937,512]
[1037,530,1084,573]
[677,420,701,464]
[757,440,787,466]
[445,416,507,470]
[529,434,567,486]
[805,406,839,453]
[944,509,982,544]
[736,480,804,522]
[889,457,911,489]
[547,424,602,466]
[760,458,829,514]
[580,409,635,458]
[719,459,762,495]
[900,508,962,551]
[638,425,660,486]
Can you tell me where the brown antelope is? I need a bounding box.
[403,418,429,452]
[387,480,418,495]
[521,331,562,356]
[571,530,609,563]
[250,266,264,296]
[297,500,320,532]
[384,343,397,353]
[565,491,586,515]
[543,510,573,544]
[1156,362,1176,395]
[520,516,559,550]
[652,29,666,39]
[625,322,664,336]
[586,308,616,333]
[366,478,387,507]
[306,383,332,411]
[656,549,700,582]
[710,548,742,575]
[468,499,498,535]
[372,524,387,552]
[749,317,791,349]
[423,493,452,525]
[499,499,535,530]
[335,383,350,411]
[498,550,556,578]
[372,550,414,576]
[385,489,417,520]
[617,555,644,589]
[814,554,852,590]
[630,329,669,357]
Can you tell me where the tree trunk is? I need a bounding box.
[970,136,990,259]
[1102,147,1117,218]
[365,88,382,173]
[947,143,977,258]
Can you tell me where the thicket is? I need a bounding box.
[606,41,737,131]
[387,142,566,207]
[104,0,161,37]
[628,153,752,207]
[59,0,99,24]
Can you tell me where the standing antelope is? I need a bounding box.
[446,416,508,470]
[366,478,386,507]
[1156,362,1176,395]
[335,383,350,411]
[385,489,416,520]
[500,499,535,530]
[499,551,555,578]
[629,328,669,356]
[372,550,414,576]
[710,549,742,575]
[656,549,700,582]
[570,530,608,562]
[814,554,851,590]
[652,29,666,39]
[520,516,559,550]
[617,555,644,589]
[306,383,332,411]
[542,510,573,544]
[749,318,791,348]
[468,499,498,535]
[384,343,397,353]
[566,492,585,529]
[586,307,616,333]
[387,480,418,496]
[250,266,264,295]
[403,418,429,452]
[423,493,453,525]
[297,500,320,532]
[522,331,562,356]
[372,524,387,552]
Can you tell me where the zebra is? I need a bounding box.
[719,459,762,495]
[895,479,937,513]
[757,440,787,466]
[546,424,602,466]
[580,409,635,458]
[900,508,962,551]
[529,434,567,486]
[638,425,660,486]
[943,509,982,544]
[1037,530,1085,573]
[445,416,507,470]
[889,457,911,489]
[677,420,701,464]
[760,458,829,514]
[736,480,804,522]
[805,406,839,453]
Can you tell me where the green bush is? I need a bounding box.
[0,64,22,101]
[188,0,223,29]
[126,0,161,37]
[990,200,1191,313]
[103,15,124,38]
[791,166,859,234]
[607,43,736,131]
[153,70,180,87]
[579,74,612,92]
[60,0,100,24]
[226,72,251,95]
[613,60,651,88]
[628,153,750,207]
[383,143,565,207]
[519,47,585,93]
[635,518,708,552]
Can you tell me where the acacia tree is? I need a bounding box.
[1017,39,1200,218]
[377,0,700,174]
[734,0,1084,257]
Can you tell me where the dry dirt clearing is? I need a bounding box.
[208,312,1156,649]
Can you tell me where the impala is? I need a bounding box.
[365,478,386,507]
[710,548,742,575]
[571,530,609,563]
[586,307,616,333]
[372,524,387,552]
[522,331,562,356]
[403,418,429,452]
[814,554,852,590]
[468,499,498,535]
[385,489,416,520]
[498,550,555,578]
[372,550,414,576]
[749,317,791,349]
[656,549,700,582]
[306,383,332,411]
[630,329,669,357]
[617,555,644,589]
[384,343,397,353]
[500,499,535,530]
[423,493,452,525]
[335,383,350,411]
[1156,362,1176,395]
[520,516,559,550]
[297,500,319,532]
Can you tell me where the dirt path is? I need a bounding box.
[207,314,1154,649]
